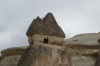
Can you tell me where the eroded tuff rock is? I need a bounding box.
[95,50,100,66]
[65,33,100,66]
[95,55,100,66]
[17,42,72,66]
[65,33,100,45]
[0,46,27,66]
[65,33,100,49]
[1,46,27,57]
[26,13,65,38]
[0,55,21,66]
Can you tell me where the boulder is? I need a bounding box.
[17,42,72,66]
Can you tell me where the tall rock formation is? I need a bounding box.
[26,13,65,46]
[17,13,71,66]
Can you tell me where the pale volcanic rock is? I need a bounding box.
[0,46,27,66]
[65,33,100,45]
[95,55,100,66]
[65,33,100,49]
[0,55,21,66]
[1,46,27,57]
[65,33,100,66]
[17,42,72,66]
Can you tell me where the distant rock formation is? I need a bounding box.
[26,13,65,46]
[65,33,100,45]
[1,47,26,57]
[0,46,27,66]
[65,33,100,66]
[17,42,72,66]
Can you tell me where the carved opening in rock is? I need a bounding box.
[43,37,48,43]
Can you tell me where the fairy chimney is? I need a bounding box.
[26,13,66,46]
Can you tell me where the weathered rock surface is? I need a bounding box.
[0,55,21,66]
[65,33,100,66]
[94,50,100,66]
[65,33,100,49]
[17,42,72,66]
[0,46,27,66]
[65,33,100,45]
[72,56,96,66]
[1,46,27,57]
[95,55,100,66]
[67,48,98,66]
[26,13,65,38]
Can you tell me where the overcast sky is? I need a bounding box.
[0,0,100,52]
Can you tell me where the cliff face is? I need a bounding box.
[17,42,72,66]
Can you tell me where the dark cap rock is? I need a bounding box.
[26,12,65,38]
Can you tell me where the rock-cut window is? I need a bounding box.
[43,37,48,44]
